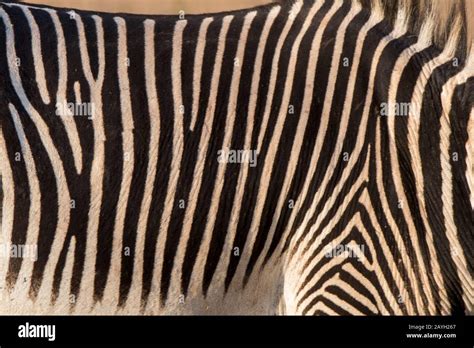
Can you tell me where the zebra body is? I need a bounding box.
[0,0,472,315]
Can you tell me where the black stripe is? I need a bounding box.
[118,15,149,307]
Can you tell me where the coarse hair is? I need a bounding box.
[275,0,474,60]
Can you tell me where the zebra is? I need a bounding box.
[0,0,472,315]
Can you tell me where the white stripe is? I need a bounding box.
[74,81,82,104]
[126,18,160,311]
[50,9,83,174]
[75,14,106,310]
[149,19,188,306]
[102,16,135,308]
[7,104,41,298]
[19,6,50,105]
[190,17,214,131]
[55,236,76,313]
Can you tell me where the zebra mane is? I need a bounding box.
[276,0,474,62]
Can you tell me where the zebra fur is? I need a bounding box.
[0,0,472,314]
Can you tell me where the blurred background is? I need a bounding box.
[23,0,274,14]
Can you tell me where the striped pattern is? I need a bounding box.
[0,0,472,315]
